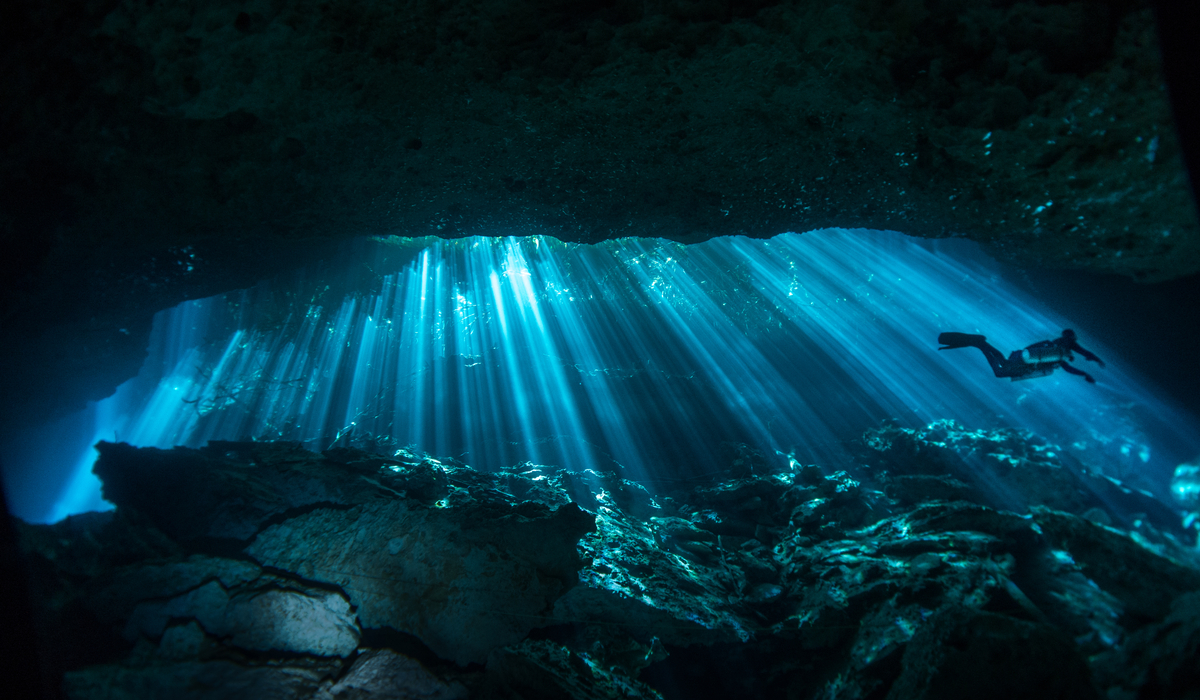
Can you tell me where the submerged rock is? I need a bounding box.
[887,606,1099,700]
[247,498,592,665]
[486,640,663,700]
[15,425,1200,699]
[63,661,339,700]
[328,649,469,699]
[1092,591,1200,699]
[857,419,1187,536]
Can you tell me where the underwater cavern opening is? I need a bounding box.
[4,228,1197,524]
[5,228,1200,700]
[8,0,1200,696]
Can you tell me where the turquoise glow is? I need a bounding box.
[11,230,1198,523]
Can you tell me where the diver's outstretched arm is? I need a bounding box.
[938,332,1009,377]
[1059,361,1096,383]
[1069,341,1106,368]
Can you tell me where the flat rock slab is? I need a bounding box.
[247,499,593,665]
[85,554,360,658]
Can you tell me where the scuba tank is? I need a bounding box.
[1010,364,1057,381]
[999,350,1057,381]
[1020,341,1071,364]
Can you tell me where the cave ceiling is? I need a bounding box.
[1,0,1197,430]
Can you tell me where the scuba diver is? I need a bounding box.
[938,329,1106,383]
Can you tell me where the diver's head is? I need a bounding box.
[1062,328,1077,340]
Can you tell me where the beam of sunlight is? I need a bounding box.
[6,229,1197,522]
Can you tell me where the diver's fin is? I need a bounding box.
[937,332,988,351]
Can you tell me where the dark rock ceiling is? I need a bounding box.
[1,0,1198,431]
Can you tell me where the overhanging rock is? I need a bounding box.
[4,0,1196,280]
[2,0,1197,430]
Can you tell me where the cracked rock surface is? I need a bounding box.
[14,420,1200,699]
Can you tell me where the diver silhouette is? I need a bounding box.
[938,329,1106,383]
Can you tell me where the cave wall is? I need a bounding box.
[2,0,1197,431]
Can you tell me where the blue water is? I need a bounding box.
[5,229,1198,523]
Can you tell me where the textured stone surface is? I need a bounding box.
[52,552,362,658]
[856,419,1186,532]
[17,432,1200,698]
[326,649,469,699]
[3,0,1191,277]
[90,440,596,665]
[328,653,468,700]
[87,554,262,622]
[123,579,360,658]
[63,661,337,700]
[885,606,1099,700]
[2,0,1197,433]
[247,498,594,665]
[486,639,664,700]
[93,440,423,542]
[1092,591,1200,699]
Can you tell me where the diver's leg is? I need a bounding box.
[976,344,1008,373]
[938,333,1009,376]
[1059,361,1096,383]
[938,332,986,349]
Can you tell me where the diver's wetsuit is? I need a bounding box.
[937,329,1105,383]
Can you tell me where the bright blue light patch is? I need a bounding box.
[5,229,1197,523]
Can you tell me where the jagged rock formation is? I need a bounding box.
[14,421,1200,698]
[2,0,1197,433]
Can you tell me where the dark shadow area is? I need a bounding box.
[0,474,62,700]
[1009,267,1200,419]
[1154,0,1200,216]
[358,626,470,675]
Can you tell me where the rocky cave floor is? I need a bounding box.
[15,420,1200,700]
